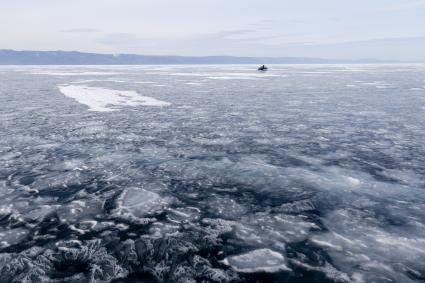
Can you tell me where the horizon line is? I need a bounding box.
[1,49,424,64]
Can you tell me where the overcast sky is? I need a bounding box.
[1,0,424,60]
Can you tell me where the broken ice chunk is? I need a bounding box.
[116,188,168,219]
[223,249,291,273]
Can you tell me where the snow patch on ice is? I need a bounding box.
[58,85,171,112]
[184,82,203,85]
[134,81,157,84]
[207,76,264,80]
[73,79,129,84]
[32,71,121,76]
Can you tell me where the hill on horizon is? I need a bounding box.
[0,49,395,65]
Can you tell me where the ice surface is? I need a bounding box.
[311,209,425,283]
[234,212,319,248]
[207,76,265,80]
[0,228,28,248]
[1,64,425,282]
[58,85,171,111]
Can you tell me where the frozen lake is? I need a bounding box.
[1,64,425,282]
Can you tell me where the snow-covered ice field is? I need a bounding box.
[1,64,425,282]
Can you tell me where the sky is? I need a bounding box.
[0,0,424,61]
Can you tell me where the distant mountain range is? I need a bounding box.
[0,49,396,65]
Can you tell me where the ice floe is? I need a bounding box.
[114,188,169,220]
[223,249,291,273]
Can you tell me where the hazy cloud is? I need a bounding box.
[310,36,425,46]
[215,29,256,39]
[379,0,425,11]
[208,28,284,42]
[97,32,160,50]
[1,0,423,60]
[273,36,425,61]
[60,28,101,33]
[98,33,141,45]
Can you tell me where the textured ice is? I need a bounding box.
[311,209,425,283]
[234,212,319,248]
[0,228,28,248]
[1,64,425,282]
[58,85,171,111]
